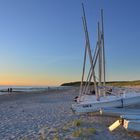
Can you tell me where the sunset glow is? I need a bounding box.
[0,0,140,86]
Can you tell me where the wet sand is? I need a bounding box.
[0,88,139,140]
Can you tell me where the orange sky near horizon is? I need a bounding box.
[0,73,59,86]
[0,72,80,86]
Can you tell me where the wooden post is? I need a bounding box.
[108,120,121,131]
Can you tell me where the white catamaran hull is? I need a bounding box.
[72,93,140,113]
[123,93,140,106]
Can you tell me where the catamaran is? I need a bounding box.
[72,4,140,113]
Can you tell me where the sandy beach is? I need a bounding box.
[0,88,139,140]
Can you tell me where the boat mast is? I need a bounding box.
[79,42,87,97]
[83,41,99,95]
[82,3,99,100]
[101,9,106,96]
[98,21,102,97]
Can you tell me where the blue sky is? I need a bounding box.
[0,0,140,86]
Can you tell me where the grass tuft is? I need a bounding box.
[72,127,96,138]
[72,128,83,137]
[73,120,82,127]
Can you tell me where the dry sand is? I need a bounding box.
[0,88,139,140]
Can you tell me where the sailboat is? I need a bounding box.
[72,4,140,113]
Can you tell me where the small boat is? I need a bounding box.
[71,4,140,113]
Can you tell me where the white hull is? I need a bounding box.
[123,95,140,106]
[72,93,140,113]
[123,120,140,132]
[121,115,140,120]
[100,108,140,117]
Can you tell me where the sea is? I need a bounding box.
[0,86,70,95]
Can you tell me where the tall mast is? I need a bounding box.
[82,41,99,95]
[83,41,99,94]
[79,42,87,97]
[82,3,99,100]
[101,9,106,96]
[98,21,102,97]
[84,41,100,95]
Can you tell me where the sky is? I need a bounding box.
[0,0,140,86]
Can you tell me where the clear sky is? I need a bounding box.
[0,0,140,86]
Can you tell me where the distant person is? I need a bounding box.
[8,88,9,92]
[10,88,12,92]
[48,87,50,91]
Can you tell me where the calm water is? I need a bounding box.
[0,86,69,95]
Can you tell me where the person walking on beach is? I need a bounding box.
[10,88,12,92]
